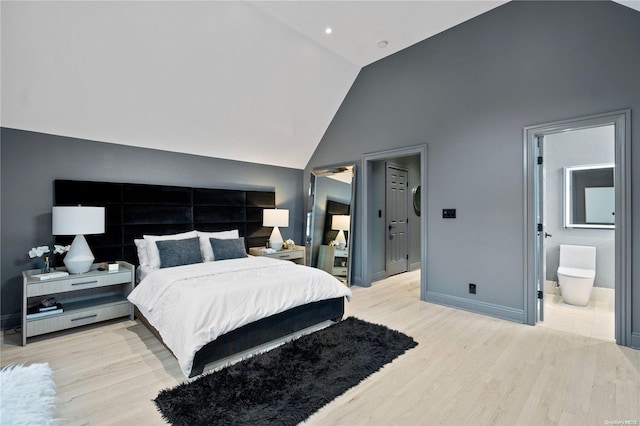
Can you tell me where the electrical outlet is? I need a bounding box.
[469,283,476,294]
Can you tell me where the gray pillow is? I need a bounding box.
[156,237,203,268]
[209,237,248,261]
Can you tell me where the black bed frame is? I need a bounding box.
[54,179,345,377]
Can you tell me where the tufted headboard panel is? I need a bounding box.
[54,180,275,265]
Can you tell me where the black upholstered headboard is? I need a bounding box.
[54,180,275,265]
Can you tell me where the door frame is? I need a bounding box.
[535,134,546,322]
[523,109,631,346]
[361,144,427,300]
[385,162,410,277]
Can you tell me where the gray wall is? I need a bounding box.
[1,128,304,328]
[545,126,615,288]
[304,0,640,338]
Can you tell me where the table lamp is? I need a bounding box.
[52,206,105,274]
[332,215,350,250]
[263,208,289,251]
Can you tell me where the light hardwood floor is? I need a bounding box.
[2,270,638,425]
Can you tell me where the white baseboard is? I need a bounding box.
[545,280,614,303]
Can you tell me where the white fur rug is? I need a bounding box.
[0,363,56,425]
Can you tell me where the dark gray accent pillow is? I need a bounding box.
[156,237,203,268]
[209,237,248,261]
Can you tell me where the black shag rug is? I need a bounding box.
[155,316,418,425]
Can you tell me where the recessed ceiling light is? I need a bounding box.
[325,27,332,35]
[377,40,389,49]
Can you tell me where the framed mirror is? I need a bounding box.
[306,164,356,285]
[564,164,614,229]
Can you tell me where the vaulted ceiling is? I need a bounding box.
[2,1,638,169]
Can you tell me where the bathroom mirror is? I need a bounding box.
[306,164,356,285]
[564,164,614,229]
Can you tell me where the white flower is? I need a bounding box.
[285,239,295,246]
[54,244,70,254]
[28,245,51,258]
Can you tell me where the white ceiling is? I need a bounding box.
[250,1,507,68]
[2,1,638,169]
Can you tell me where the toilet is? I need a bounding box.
[557,244,596,306]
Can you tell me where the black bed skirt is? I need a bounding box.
[190,297,345,377]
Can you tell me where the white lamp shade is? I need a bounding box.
[331,215,350,231]
[52,206,105,235]
[263,209,289,228]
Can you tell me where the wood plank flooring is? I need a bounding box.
[2,270,638,425]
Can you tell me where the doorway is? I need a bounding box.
[524,110,631,346]
[361,145,427,300]
[538,126,615,340]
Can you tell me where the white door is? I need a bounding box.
[386,164,409,276]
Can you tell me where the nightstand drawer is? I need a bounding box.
[332,267,348,276]
[269,250,303,261]
[334,249,348,258]
[25,302,132,338]
[26,271,130,297]
[249,246,306,265]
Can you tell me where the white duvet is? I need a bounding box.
[127,256,352,377]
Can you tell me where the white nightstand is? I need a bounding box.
[249,245,306,265]
[318,245,349,277]
[21,261,134,345]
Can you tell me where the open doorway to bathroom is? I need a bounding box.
[540,125,615,340]
[524,110,631,347]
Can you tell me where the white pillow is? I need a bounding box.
[134,239,150,266]
[143,231,199,269]
[197,230,239,261]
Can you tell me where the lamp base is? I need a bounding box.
[64,234,95,274]
[269,226,284,251]
[335,229,347,251]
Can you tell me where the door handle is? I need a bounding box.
[388,224,395,231]
[545,232,552,238]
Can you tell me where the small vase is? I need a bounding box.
[42,256,51,274]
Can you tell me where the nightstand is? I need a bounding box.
[21,261,134,345]
[318,245,348,277]
[249,245,306,265]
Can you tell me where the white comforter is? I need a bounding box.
[127,256,352,377]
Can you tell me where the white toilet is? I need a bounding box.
[557,244,596,306]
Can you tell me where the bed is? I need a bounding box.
[129,254,350,377]
[54,180,352,378]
